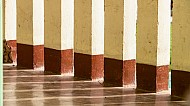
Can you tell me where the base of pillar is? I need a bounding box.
[7,40,17,62]
[17,43,44,69]
[172,70,190,98]
[136,63,169,92]
[74,52,104,80]
[44,48,73,75]
[104,58,136,87]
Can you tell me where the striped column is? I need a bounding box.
[17,0,44,69]
[74,0,104,80]
[104,0,137,86]
[172,0,190,98]
[44,0,74,75]
[3,0,17,62]
[136,0,171,92]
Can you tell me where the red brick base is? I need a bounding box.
[74,53,104,80]
[17,43,44,69]
[172,70,190,98]
[44,48,73,75]
[7,40,17,62]
[136,63,169,92]
[104,58,136,87]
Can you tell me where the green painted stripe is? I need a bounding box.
[0,0,3,105]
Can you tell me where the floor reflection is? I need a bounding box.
[3,64,188,106]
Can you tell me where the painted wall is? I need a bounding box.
[45,0,74,50]
[104,0,124,60]
[44,0,61,50]
[105,0,137,60]
[0,0,2,103]
[157,0,170,66]
[137,0,170,66]
[74,0,92,55]
[17,0,33,45]
[172,0,190,72]
[61,0,74,50]
[33,0,44,45]
[123,0,137,60]
[3,0,5,39]
[137,0,158,66]
[17,0,44,45]
[5,0,16,41]
[92,0,104,55]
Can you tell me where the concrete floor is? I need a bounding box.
[3,64,189,106]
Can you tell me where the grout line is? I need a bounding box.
[3,80,101,85]
[3,70,43,72]
[84,101,188,105]
[3,93,165,102]
[3,87,129,93]
[3,75,65,78]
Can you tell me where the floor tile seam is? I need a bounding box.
[3,81,98,84]
[83,101,188,105]
[3,94,163,102]
[3,87,131,92]
[3,70,43,72]
[3,75,68,78]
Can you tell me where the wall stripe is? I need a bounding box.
[5,0,16,41]
[0,0,3,105]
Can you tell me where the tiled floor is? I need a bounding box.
[3,64,189,106]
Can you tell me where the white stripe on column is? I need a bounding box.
[33,0,44,45]
[5,0,16,40]
[123,0,137,60]
[157,0,171,66]
[61,0,74,50]
[92,0,104,55]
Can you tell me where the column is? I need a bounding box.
[104,0,137,86]
[172,0,190,98]
[74,0,104,80]
[44,0,74,75]
[136,0,171,92]
[4,0,17,62]
[17,0,44,69]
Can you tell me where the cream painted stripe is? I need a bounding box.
[123,0,137,61]
[157,0,170,66]
[33,0,44,45]
[5,0,17,40]
[4,87,125,93]
[3,93,161,102]
[91,0,104,55]
[61,0,74,50]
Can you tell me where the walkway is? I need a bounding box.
[3,64,188,106]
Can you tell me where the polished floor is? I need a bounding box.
[3,64,189,106]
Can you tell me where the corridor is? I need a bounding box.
[3,64,188,106]
[3,0,190,105]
